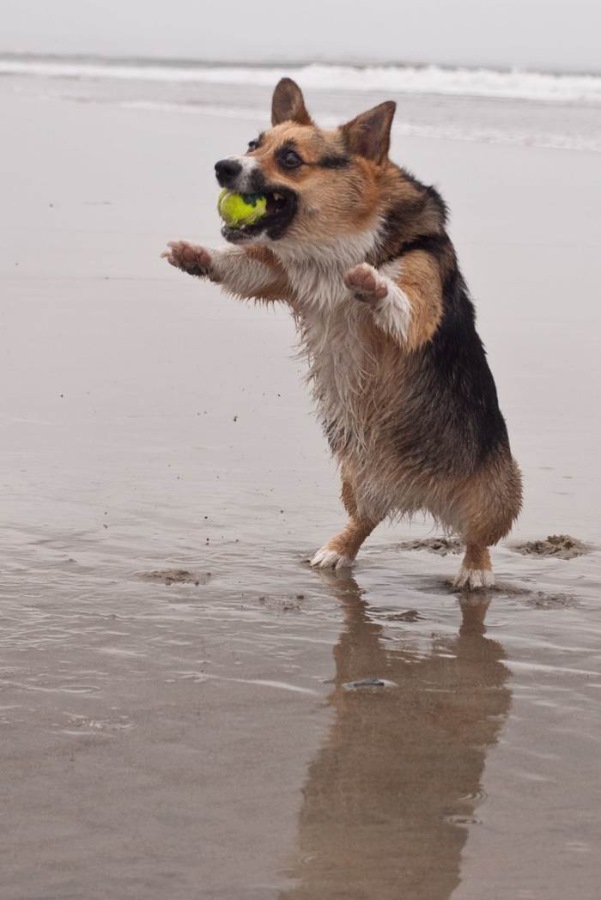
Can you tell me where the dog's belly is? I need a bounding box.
[301,310,427,519]
[349,448,444,522]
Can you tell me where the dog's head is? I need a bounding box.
[215,79,397,247]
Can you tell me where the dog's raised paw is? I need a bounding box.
[344,263,388,304]
[162,241,212,277]
[310,546,354,570]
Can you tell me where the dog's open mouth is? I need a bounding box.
[221,189,297,243]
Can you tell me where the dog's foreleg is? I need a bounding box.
[163,242,288,303]
[344,250,443,350]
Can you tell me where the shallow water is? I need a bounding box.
[3,517,600,898]
[1,79,601,898]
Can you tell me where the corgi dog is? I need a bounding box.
[163,78,522,589]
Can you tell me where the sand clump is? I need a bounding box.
[399,537,463,556]
[514,534,588,560]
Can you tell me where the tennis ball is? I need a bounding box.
[218,190,268,229]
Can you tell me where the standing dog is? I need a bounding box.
[163,78,522,589]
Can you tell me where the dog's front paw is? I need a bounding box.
[344,263,388,305]
[162,241,213,278]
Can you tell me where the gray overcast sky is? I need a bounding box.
[2,0,600,72]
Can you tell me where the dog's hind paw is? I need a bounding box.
[453,566,495,591]
[310,546,354,570]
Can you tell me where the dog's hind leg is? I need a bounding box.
[454,543,494,591]
[453,454,522,590]
[310,478,380,570]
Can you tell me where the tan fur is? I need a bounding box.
[326,478,380,560]
[397,250,444,350]
[321,515,379,562]
[341,101,396,164]
[463,544,492,572]
[455,452,523,548]
[373,164,447,249]
[240,246,290,302]
[250,124,383,242]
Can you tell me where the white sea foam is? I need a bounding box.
[121,101,601,153]
[2,57,601,104]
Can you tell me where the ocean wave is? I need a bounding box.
[121,100,601,152]
[2,57,601,104]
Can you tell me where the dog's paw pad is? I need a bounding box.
[344,263,388,303]
[453,567,495,591]
[310,546,354,570]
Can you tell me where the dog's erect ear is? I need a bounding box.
[271,78,313,127]
[341,101,396,164]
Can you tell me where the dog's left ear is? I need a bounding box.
[272,78,314,127]
[341,101,396,164]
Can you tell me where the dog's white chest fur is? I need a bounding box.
[275,233,380,449]
[300,293,371,441]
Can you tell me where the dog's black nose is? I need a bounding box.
[215,158,242,187]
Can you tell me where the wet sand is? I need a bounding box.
[1,83,601,899]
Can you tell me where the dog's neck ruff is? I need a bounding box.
[273,228,381,313]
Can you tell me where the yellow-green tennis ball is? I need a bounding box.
[218,190,268,229]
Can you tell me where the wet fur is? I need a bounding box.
[164,79,522,588]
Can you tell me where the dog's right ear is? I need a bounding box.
[272,78,313,127]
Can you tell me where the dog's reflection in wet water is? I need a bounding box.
[281,574,511,900]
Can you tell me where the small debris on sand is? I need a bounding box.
[399,537,463,556]
[343,678,395,691]
[257,594,303,612]
[524,591,578,609]
[142,569,212,586]
[514,534,588,560]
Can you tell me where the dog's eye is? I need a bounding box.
[247,139,260,152]
[279,149,303,170]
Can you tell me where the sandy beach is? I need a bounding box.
[1,69,601,899]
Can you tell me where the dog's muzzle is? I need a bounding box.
[214,157,298,243]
